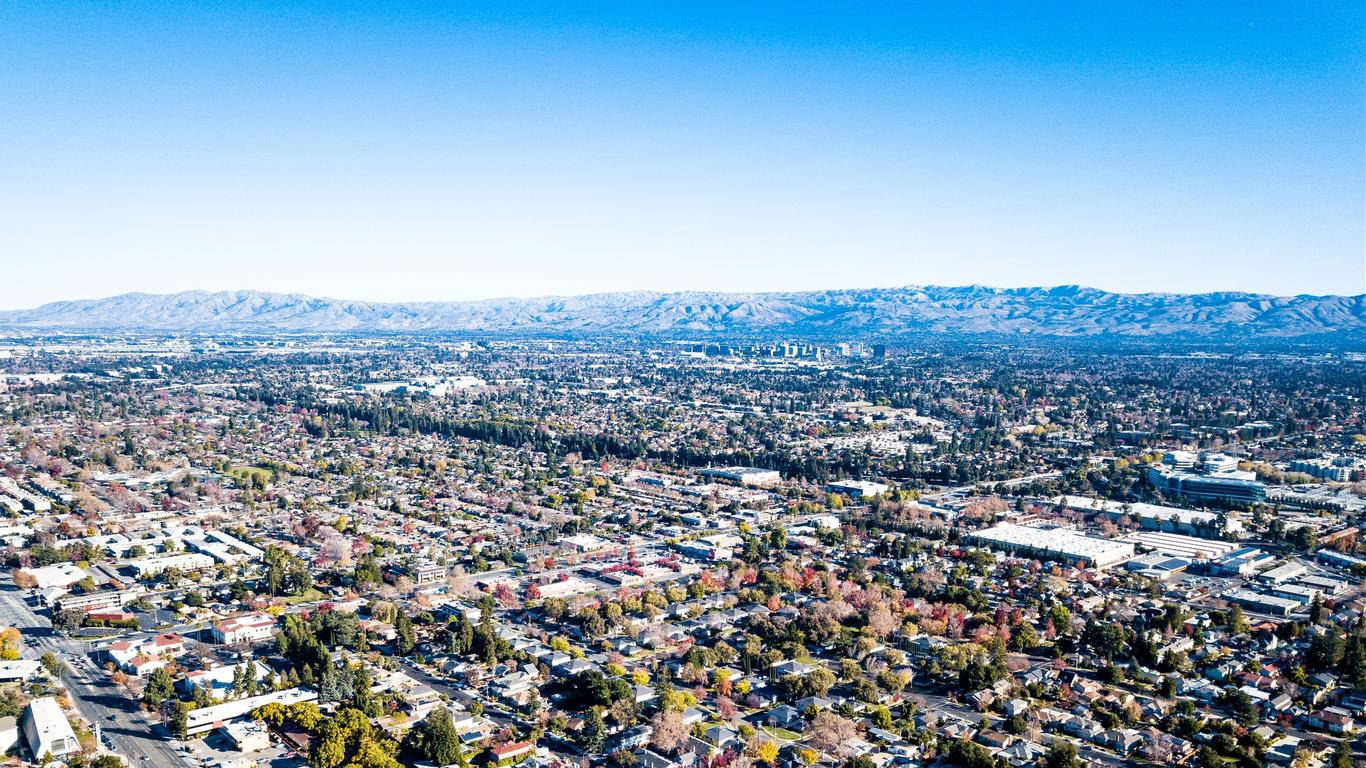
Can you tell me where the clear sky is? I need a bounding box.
[1,1,1363,309]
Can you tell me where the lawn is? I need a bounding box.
[226,465,275,485]
[281,587,327,604]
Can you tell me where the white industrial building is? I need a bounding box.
[1225,590,1300,617]
[967,523,1134,569]
[1257,561,1309,584]
[699,467,781,487]
[826,480,890,499]
[1118,531,1239,561]
[222,721,271,752]
[1054,495,1241,537]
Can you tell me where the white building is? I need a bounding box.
[55,587,142,614]
[22,697,77,761]
[16,563,87,591]
[212,612,278,645]
[0,716,17,755]
[1118,531,1239,561]
[699,467,781,487]
[179,660,275,701]
[185,688,317,736]
[222,721,271,752]
[826,480,890,499]
[675,534,743,562]
[127,552,215,578]
[1054,495,1241,537]
[561,534,609,553]
[967,523,1134,569]
[0,661,41,683]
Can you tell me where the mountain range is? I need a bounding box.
[1,286,1363,339]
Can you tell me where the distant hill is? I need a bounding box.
[2,286,1363,338]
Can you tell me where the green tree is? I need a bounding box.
[1226,688,1259,727]
[1332,739,1353,768]
[1082,621,1127,661]
[395,611,416,656]
[1043,741,1080,768]
[404,706,463,766]
[581,707,607,753]
[1227,604,1249,635]
[310,707,400,768]
[38,652,67,678]
[945,738,993,768]
[1338,631,1366,687]
[169,701,192,740]
[144,667,175,708]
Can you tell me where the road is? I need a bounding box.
[919,471,1063,501]
[0,588,193,768]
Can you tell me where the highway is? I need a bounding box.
[0,588,193,768]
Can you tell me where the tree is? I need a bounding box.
[650,709,688,755]
[144,667,175,708]
[51,608,85,633]
[169,701,192,740]
[754,740,779,765]
[288,701,323,732]
[1308,627,1344,671]
[958,655,1001,692]
[395,611,416,656]
[1227,604,1249,635]
[1288,526,1316,552]
[0,627,22,660]
[807,711,857,755]
[580,707,607,753]
[1044,741,1080,768]
[354,554,382,588]
[39,652,67,678]
[265,547,313,597]
[1226,688,1259,727]
[945,738,994,768]
[1339,631,1366,687]
[310,707,400,768]
[405,706,462,766]
[1332,739,1352,768]
[1158,676,1177,698]
[1082,621,1127,661]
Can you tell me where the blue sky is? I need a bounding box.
[1,1,1362,308]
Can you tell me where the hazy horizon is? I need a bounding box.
[8,280,1366,315]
